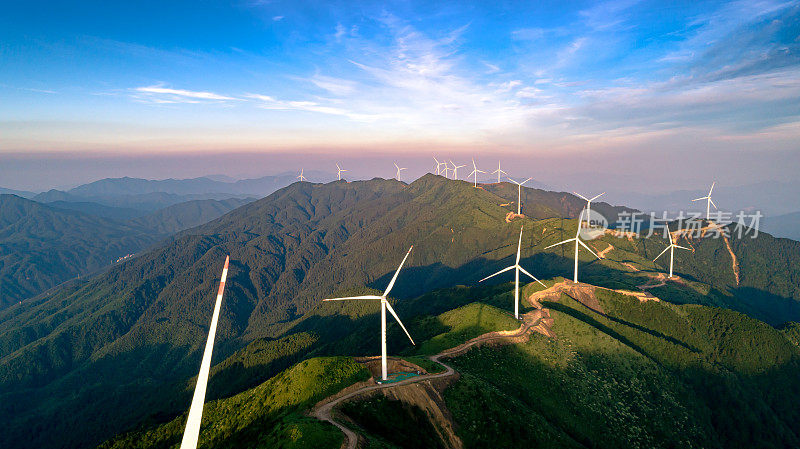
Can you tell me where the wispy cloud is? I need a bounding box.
[132,85,237,103]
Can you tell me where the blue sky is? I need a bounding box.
[1,0,799,189]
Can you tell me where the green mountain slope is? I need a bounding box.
[0,194,162,307]
[2,175,800,449]
[128,197,254,234]
[98,283,800,449]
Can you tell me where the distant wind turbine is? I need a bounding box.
[573,191,605,227]
[653,231,690,279]
[450,161,466,180]
[336,163,347,181]
[544,210,601,283]
[433,156,447,176]
[394,163,407,181]
[468,158,486,187]
[508,177,532,215]
[442,164,451,179]
[491,161,507,183]
[480,226,546,319]
[297,169,307,182]
[322,247,416,380]
[692,182,717,220]
[180,256,230,449]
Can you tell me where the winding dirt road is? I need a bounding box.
[311,311,544,449]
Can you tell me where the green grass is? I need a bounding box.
[441,287,800,449]
[401,355,446,374]
[99,357,370,449]
[410,302,519,355]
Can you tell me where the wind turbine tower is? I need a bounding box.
[468,158,486,187]
[322,247,416,380]
[491,161,507,183]
[544,210,601,283]
[508,177,532,215]
[654,231,691,278]
[692,182,717,221]
[480,226,546,319]
[180,256,230,449]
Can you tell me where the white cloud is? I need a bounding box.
[132,85,237,103]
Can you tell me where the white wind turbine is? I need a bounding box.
[442,164,451,179]
[336,163,347,181]
[433,156,447,176]
[692,182,717,220]
[544,210,601,283]
[322,247,416,381]
[508,177,532,215]
[394,163,407,181]
[468,158,486,187]
[491,161,507,183]
[573,191,605,227]
[450,161,466,180]
[180,256,230,449]
[653,230,690,279]
[480,226,546,319]
[297,169,307,182]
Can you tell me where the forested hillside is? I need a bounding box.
[2,175,799,449]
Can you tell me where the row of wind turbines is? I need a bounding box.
[183,165,720,448]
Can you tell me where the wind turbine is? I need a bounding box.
[322,247,416,381]
[180,256,230,449]
[653,231,690,279]
[480,226,546,319]
[433,156,446,176]
[573,191,605,227]
[508,177,532,215]
[544,210,601,283]
[450,161,466,180]
[297,169,307,182]
[692,182,717,221]
[468,158,486,187]
[394,163,407,181]
[336,163,347,181]
[491,161,507,183]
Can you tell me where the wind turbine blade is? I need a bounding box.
[709,198,717,209]
[521,177,532,185]
[384,301,415,345]
[675,245,691,251]
[544,238,575,250]
[573,192,589,201]
[708,182,715,195]
[578,239,601,259]
[692,197,707,202]
[653,246,670,262]
[590,192,605,202]
[383,246,413,297]
[479,265,515,282]
[322,295,383,301]
[180,256,229,449]
[518,266,547,287]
